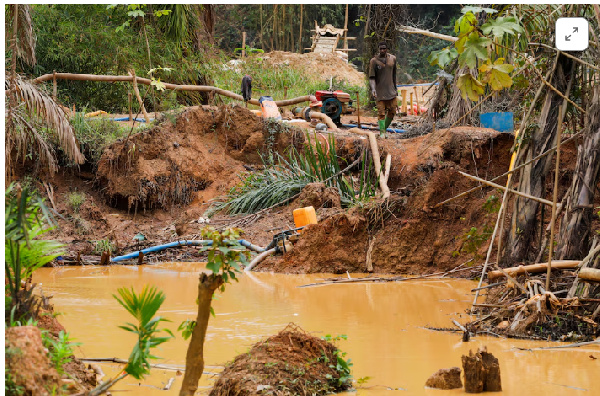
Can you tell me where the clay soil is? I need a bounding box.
[209,324,351,396]
[39,103,587,279]
[261,51,365,86]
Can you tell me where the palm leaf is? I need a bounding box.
[5,4,36,67]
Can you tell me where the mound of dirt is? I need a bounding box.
[263,51,365,86]
[96,105,305,211]
[290,182,342,210]
[257,127,516,275]
[5,326,62,395]
[209,324,352,396]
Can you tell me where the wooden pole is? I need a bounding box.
[409,92,413,115]
[458,171,554,207]
[356,91,361,127]
[488,260,580,280]
[343,4,349,50]
[52,70,57,101]
[298,5,303,53]
[401,90,407,113]
[546,106,564,290]
[348,128,390,199]
[242,31,246,58]
[129,69,150,124]
[128,91,133,121]
[413,86,420,115]
[260,5,264,50]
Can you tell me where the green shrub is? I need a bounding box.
[66,191,86,213]
[41,331,81,375]
[93,239,116,255]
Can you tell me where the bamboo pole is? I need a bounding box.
[356,91,361,127]
[409,92,413,114]
[343,4,349,50]
[401,90,407,113]
[128,92,133,121]
[129,70,150,123]
[242,31,246,58]
[458,171,553,206]
[396,25,458,42]
[52,70,57,101]
[33,72,313,107]
[488,260,581,280]
[546,106,564,290]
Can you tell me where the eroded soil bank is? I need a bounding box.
[43,104,549,277]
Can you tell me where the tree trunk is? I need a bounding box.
[272,5,277,51]
[503,55,575,265]
[179,273,223,396]
[202,4,215,45]
[556,85,600,259]
[260,4,264,50]
[298,5,303,53]
[290,5,294,52]
[446,66,473,125]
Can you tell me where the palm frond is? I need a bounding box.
[8,76,85,167]
[5,4,36,67]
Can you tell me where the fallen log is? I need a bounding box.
[33,72,312,107]
[487,260,581,280]
[578,268,600,283]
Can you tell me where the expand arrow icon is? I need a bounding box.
[565,35,571,41]
[573,27,579,33]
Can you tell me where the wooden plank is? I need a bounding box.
[487,260,581,280]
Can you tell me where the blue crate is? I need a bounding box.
[480,112,514,133]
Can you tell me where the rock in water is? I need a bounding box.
[461,346,502,393]
[425,367,462,389]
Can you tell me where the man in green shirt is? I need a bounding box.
[369,42,397,138]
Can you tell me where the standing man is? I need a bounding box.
[369,42,397,138]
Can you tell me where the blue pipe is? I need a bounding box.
[112,117,154,122]
[342,124,406,133]
[111,239,265,263]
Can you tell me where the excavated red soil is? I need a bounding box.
[209,324,351,396]
[256,128,518,274]
[96,105,305,211]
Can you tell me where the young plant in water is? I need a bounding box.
[179,226,250,396]
[88,285,172,395]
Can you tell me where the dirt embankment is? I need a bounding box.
[96,105,305,212]
[257,127,517,274]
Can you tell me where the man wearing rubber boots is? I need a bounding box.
[369,42,397,138]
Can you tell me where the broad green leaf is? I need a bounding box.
[479,58,514,90]
[481,16,524,39]
[428,47,459,68]
[127,9,145,18]
[150,78,165,91]
[455,12,477,34]
[458,33,491,69]
[461,6,498,15]
[457,73,485,101]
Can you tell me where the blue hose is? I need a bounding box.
[111,239,265,263]
[112,117,154,122]
[342,124,406,133]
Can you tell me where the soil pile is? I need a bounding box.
[96,105,305,211]
[257,127,515,274]
[209,324,352,396]
[263,51,365,86]
[5,326,63,395]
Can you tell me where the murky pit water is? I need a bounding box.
[34,263,599,395]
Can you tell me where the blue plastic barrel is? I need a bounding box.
[480,112,514,133]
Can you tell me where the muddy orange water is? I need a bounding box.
[34,263,599,395]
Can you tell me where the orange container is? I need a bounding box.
[293,206,317,230]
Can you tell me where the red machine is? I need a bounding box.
[314,90,354,125]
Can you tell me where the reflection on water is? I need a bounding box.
[34,263,600,395]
